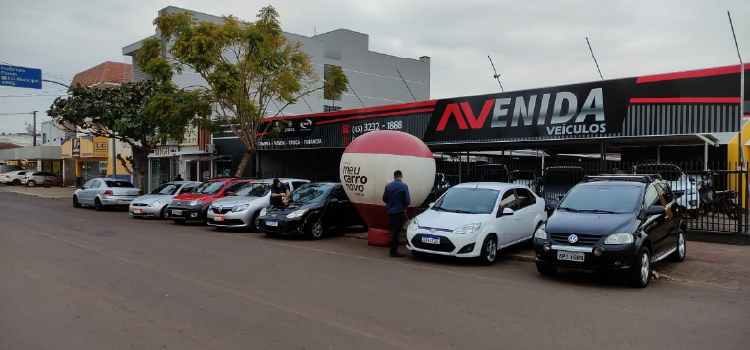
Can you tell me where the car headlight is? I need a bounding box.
[453,223,481,234]
[407,218,419,231]
[534,225,547,239]
[287,209,307,219]
[189,199,203,206]
[604,233,634,245]
[260,207,267,216]
[147,200,160,208]
[232,204,249,212]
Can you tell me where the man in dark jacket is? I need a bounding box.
[382,170,411,257]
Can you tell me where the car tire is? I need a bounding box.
[73,195,81,208]
[669,229,687,262]
[629,246,651,288]
[476,235,497,266]
[94,198,103,211]
[12,179,21,185]
[536,262,557,276]
[249,211,260,232]
[27,180,36,187]
[160,206,170,220]
[307,219,324,240]
[172,219,186,225]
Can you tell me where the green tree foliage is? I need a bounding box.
[141,5,349,176]
[47,77,212,190]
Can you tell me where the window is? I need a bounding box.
[515,188,536,209]
[332,186,348,201]
[324,105,342,112]
[643,184,660,209]
[83,180,95,189]
[500,190,518,210]
[92,180,102,189]
[179,184,196,194]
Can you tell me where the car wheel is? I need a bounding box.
[250,211,260,232]
[536,262,557,276]
[307,219,323,240]
[160,206,170,219]
[476,235,497,266]
[629,246,651,288]
[12,179,21,185]
[94,198,103,211]
[73,195,81,208]
[27,180,36,187]
[172,219,186,225]
[669,229,687,262]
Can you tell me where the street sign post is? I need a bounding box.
[0,64,42,89]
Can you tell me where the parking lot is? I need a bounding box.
[1,189,749,350]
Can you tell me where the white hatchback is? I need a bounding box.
[407,182,547,265]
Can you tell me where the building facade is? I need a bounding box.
[122,6,431,188]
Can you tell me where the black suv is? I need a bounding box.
[533,175,687,288]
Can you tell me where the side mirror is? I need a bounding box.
[646,205,666,216]
[498,207,514,217]
[428,202,435,208]
[330,198,339,203]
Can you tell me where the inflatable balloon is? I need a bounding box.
[340,130,436,246]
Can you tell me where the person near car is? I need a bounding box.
[382,170,411,258]
[270,178,290,206]
[173,174,184,181]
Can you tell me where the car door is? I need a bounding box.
[512,187,538,242]
[655,182,679,255]
[642,183,671,255]
[79,180,96,204]
[325,185,348,228]
[496,189,520,245]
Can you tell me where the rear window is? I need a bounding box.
[105,180,134,188]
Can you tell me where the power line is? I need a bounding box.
[586,37,604,80]
[396,68,417,101]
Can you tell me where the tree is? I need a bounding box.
[140,5,349,177]
[47,77,212,190]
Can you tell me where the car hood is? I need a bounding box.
[414,208,492,231]
[133,194,174,204]
[547,211,637,235]
[212,196,266,207]
[262,202,324,216]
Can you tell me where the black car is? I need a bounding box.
[533,174,687,288]
[256,182,365,239]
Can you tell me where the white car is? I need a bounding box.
[207,178,310,231]
[129,181,201,219]
[1,170,29,185]
[407,182,547,265]
[633,164,698,217]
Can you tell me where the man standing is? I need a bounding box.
[270,178,290,206]
[382,170,411,257]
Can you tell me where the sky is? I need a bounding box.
[0,0,748,134]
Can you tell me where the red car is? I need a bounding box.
[167,178,255,224]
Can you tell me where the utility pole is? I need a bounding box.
[32,110,37,146]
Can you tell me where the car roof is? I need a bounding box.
[452,182,519,190]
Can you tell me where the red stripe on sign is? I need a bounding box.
[636,65,744,83]
[629,97,741,104]
[316,108,435,125]
[344,130,433,158]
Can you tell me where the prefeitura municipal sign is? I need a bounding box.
[0,64,42,89]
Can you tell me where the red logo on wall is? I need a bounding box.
[342,137,349,146]
[342,124,350,134]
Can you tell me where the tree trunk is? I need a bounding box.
[132,151,150,191]
[235,150,253,177]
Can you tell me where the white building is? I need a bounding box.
[122,6,431,188]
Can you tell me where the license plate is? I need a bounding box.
[421,235,440,244]
[557,250,585,262]
[134,209,143,214]
[266,220,278,227]
[214,215,225,222]
[172,210,182,216]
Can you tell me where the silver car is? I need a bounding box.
[1,170,28,185]
[207,178,310,231]
[129,181,200,219]
[73,178,141,211]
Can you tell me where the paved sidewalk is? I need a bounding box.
[0,185,75,199]
[344,231,750,290]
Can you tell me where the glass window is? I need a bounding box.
[224,183,246,194]
[290,183,333,203]
[233,183,271,197]
[179,184,196,194]
[331,186,348,201]
[83,180,95,189]
[433,188,501,214]
[92,180,102,189]
[150,183,181,195]
[193,181,228,195]
[499,190,518,210]
[105,180,134,188]
[515,188,536,208]
[558,184,643,214]
[643,184,660,208]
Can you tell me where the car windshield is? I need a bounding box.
[290,183,333,203]
[193,181,227,195]
[150,183,181,195]
[433,188,500,214]
[558,185,642,214]
[634,166,682,181]
[232,183,271,197]
[104,180,134,188]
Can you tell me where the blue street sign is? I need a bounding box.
[0,64,42,89]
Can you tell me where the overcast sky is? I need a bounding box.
[1,0,748,134]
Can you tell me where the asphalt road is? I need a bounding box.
[1,193,748,350]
